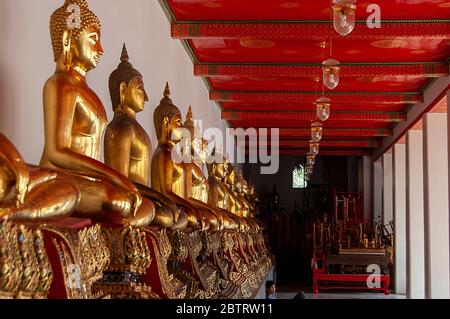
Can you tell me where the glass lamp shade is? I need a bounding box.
[309,141,320,156]
[311,122,323,142]
[322,59,340,90]
[315,97,331,121]
[307,152,316,166]
[332,0,357,36]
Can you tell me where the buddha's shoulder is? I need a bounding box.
[106,116,135,133]
[44,73,83,91]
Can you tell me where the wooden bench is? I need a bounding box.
[313,254,390,295]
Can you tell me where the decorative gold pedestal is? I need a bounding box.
[92,227,159,299]
[0,222,53,299]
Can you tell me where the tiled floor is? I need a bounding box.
[275,286,405,299]
[276,291,405,299]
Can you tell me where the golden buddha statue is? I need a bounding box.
[40,0,154,227]
[0,133,79,221]
[235,171,250,218]
[207,155,229,211]
[104,44,186,230]
[225,166,244,217]
[151,84,204,231]
[215,158,239,231]
[182,107,224,233]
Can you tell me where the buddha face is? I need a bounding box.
[169,113,183,143]
[70,25,104,72]
[122,77,148,113]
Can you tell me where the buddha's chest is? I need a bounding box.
[130,125,152,161]
[72,96,107,138]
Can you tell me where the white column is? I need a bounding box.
[373,159,383,223]
[423,112,450,299]
[406,129,425,299]
[393,143,406,294]
[383,152,393,225]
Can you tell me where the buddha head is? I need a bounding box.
[109,44,148,114]
[154,83,183,145]
[50,0,104,72]
[183,106,201,158]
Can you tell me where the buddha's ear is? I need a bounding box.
[119,81,128,103]
[163,116,170,128]
[62,30,73,67]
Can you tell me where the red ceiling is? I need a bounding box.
[162,0,450,156]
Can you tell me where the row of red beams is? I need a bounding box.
[164,1,448,156]
[195,63,449,78]
[211,91,422,104]
[172,22,450,40]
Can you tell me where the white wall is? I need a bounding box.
[0,0,227,164]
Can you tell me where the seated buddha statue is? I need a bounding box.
[235,171,250,218]
[207,153,229,212]
[104,44,187,230]
[151,84,204,232]
[216,158,240,231]
[40,0,154,227]
[0,133,79,221]
[182,107,223,233]
[225,166,244,217]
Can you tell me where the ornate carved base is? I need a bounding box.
[141,228,187,299]
[0,221,53,299]
[41,220,109,299]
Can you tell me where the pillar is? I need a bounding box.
[423,112,449,298]
[393,143,406,294]
[406,129,425,299]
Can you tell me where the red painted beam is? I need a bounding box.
[172,21,450,39]
[211,91,423,105]
[271,128,393,138]
[243,149,373,157]
[223,110,406,122]
[240,139,381,148]
[195,63,449,78]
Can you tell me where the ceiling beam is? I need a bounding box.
[253,128,392,138]
[212,91,422,105]
[243,149,372,156]
[240,139,381,148]
[223,110,406,122]
[195,62,449,78]
[172,21,450,40]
